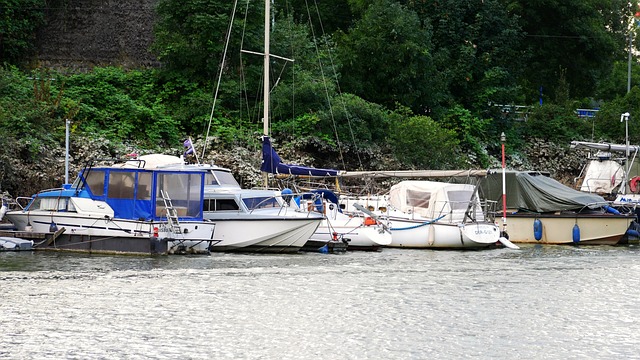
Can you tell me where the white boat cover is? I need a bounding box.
[114,154,185,169]
[580,160,623,194]
[388,181,478,219]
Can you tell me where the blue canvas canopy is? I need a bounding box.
[261,136,339,177]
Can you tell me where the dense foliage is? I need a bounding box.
[2,0,640,186]
[0,0,46,63]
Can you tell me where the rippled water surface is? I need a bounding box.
[2,245,640,359]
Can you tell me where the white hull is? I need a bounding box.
[386,216,500,249]
[301,200,392,250]
[497,214,633,245]
[4,211,218,253]
[206,216,320,253]
[5,210,321,253]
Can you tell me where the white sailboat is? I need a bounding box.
[340,180,509,249]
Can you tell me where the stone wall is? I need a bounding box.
[34,0,159,70]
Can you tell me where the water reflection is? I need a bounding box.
[2,245,640,359]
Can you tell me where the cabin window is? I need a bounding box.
[406,189,430,208]
[31,197,69,211]
[136,172,152,200]
[243,197,279,210]
[156,172,203,218]
[447,190,473,210]
[108,171,135,199]
[204,198,240,211]
[84,170,106,196]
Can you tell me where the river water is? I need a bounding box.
[1,245,640,359]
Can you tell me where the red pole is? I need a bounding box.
[501,133,507,234]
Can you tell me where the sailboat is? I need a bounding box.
[339,179,511,249]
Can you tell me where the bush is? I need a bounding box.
[519,103,590,142]
[389,113,461,169]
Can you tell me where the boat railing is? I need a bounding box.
[579,202,635,216]
[482,200,499,222]
[1,192,29,211]
[579,177,617,194]
[242,192,320,218]
[428,199,488,223]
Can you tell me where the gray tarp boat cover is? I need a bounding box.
[480,170,607,213]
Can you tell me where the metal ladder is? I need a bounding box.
[160,190,182,234]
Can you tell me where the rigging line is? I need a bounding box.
[238,0,265,147]
[238,0,256,151]
[303,0,346,170]
[284,1,298,139]
[202,0,240,159]
[279,3,297,138]
[309,0,363,170]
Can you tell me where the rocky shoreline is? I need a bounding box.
[0,135,587,198]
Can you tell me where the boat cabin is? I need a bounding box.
[26,163,211,222]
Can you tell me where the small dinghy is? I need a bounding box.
[0,237,33,251]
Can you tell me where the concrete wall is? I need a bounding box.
[35,0,159,70]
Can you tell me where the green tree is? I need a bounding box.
[508,0,627,102]
[153,0,262,85]
[63,67,180,146]
[336,0,439,113]
[520,103,590,142]
[0,0,46,64]
[593,87,640,144]
[405,0,524,114]
[389,112,461,169]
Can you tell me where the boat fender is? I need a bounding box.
[572,224,580,243]
[363,217,377,226]
[630,176,640,193]
[49,222,58,232]
[626,229,640,238]
[603,205,620,215]
[533,219,543,241]
[0,202,6,221]
[281,188,293,206]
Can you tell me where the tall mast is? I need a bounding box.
[263,0,270,136]
[262,0,271,188]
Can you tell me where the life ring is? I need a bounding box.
[630,176,640,193]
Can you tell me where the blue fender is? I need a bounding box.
[572,223,580,243]
[533,219,543,241]
[603,205,620,215]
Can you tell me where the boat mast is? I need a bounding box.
[262,0,271,188]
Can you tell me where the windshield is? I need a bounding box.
[206,170,240,187]
[242,197,280,210]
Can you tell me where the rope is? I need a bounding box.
[390,215,447,231]
[202,0,240,159]
[303,0,346,169]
